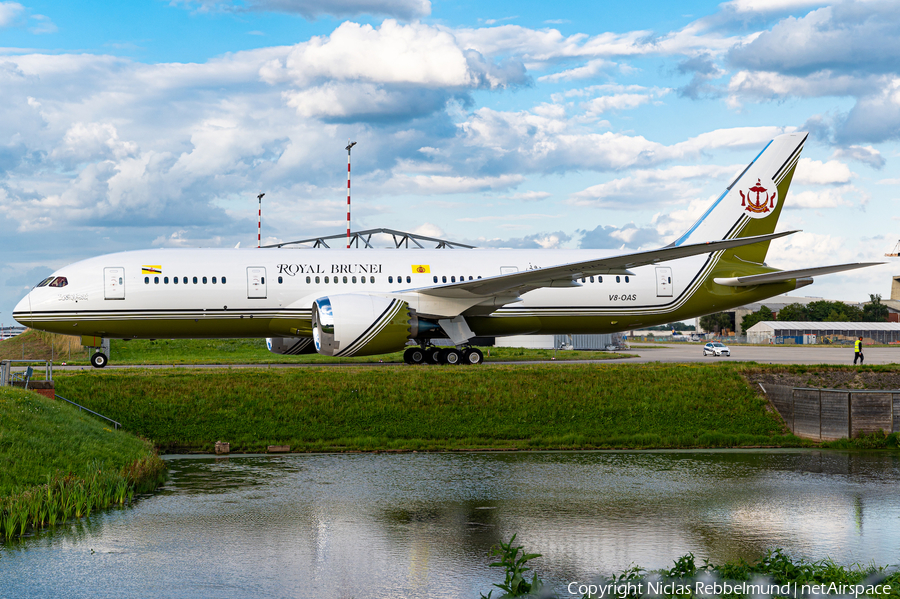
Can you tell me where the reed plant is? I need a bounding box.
[0,387,167,541]
[0,460,166,541]
[482,538,900,598]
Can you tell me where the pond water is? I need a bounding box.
[2,450,899,599]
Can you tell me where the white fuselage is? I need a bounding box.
[14,247,716,340]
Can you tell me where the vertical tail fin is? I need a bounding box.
[671,131,807,263]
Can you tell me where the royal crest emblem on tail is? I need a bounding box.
[740,178,777,216]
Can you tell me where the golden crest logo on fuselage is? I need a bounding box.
[141,265,162,274]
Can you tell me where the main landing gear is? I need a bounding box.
[403,345,484,365]
[90,352,108,368]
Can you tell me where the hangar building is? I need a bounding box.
[745,321,900,345]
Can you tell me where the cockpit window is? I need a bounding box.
[36,277,54,287]
[48,277,68,288]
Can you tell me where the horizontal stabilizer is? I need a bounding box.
[713,262,883,287]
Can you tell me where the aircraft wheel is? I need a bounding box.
[90,352,108,369]
[425,347,441,364]
[441,348,462,365]
[404,347,426,364]
[462,347,484,365]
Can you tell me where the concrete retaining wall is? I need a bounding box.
[765,385,900,441]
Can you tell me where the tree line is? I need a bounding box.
[699,294,891,334]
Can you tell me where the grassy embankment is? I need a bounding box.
[55,362,803,453]
[0,386,166,540]
[0,330,634,365]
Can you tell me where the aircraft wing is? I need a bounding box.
[712,262,883,287]
[419,230,797,299]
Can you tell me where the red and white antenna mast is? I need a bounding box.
[346,140,356,248]
[257,192,264,248]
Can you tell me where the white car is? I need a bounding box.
[703,342,731,357]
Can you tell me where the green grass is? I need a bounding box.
[101,338,633,365]
[54,363,798,452]
[0,387,160,495]
[0,333,635,365]
[0,386,167,539]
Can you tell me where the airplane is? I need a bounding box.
[12,131,879,368]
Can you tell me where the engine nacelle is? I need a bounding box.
[312,294,414,357]
[266,337,316,355]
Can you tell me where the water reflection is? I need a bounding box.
[1,450,898,599]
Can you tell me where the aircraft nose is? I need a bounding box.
[12,292,31,326]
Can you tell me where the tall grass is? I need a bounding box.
[484,537,900,599]
[0,459,166,541]
[34,330,83,357]
[0,387,167,541]
[55,363,798,452]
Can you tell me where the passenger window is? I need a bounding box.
[616,276,620,283]
[398,275,402,283]
[261,277,265,284]
[405,276,410,283]
[183,277,188,284]
[581,278,585,283]
[442,276,447,283]
[433,276,438,283]
[164,277,169,284]
[174,277,179,284]
[278,276,283,284]
[389,276,394,283]
[372,276,376,283]
[590,276,594,283]
[625,276,630,283]
[222,276,226,284]
[202,276,208,284]
[315,276,320,284]
[598,276,603,283]
[668,276,672,283]
[212,277,217,284]
[154,276,159,284]
[342,276,347,284]
[469,276,473,280]
[306,276,310,284]
[361,276,366,284]
[352,276,357,284]
[193,277,198,284]
[477,276,482,279]
[451,276,456,283]
[144,277,149,284]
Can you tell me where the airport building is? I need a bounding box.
[745,321,900,345]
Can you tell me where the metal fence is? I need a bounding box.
[0,360,53,387]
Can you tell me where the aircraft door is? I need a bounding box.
[247,267,267,299]
[655,267,673,297]
[104,267,125,300]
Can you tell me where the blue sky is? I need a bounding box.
[2,0,900,325]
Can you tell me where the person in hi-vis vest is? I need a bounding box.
[853,336,864,365]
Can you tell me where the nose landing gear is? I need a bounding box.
[90,352,108,368]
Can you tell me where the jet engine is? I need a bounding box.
[312,294,423,357]
[266,337,317,355]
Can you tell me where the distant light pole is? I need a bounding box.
[257,192,265,248]
[346,140,356,248]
